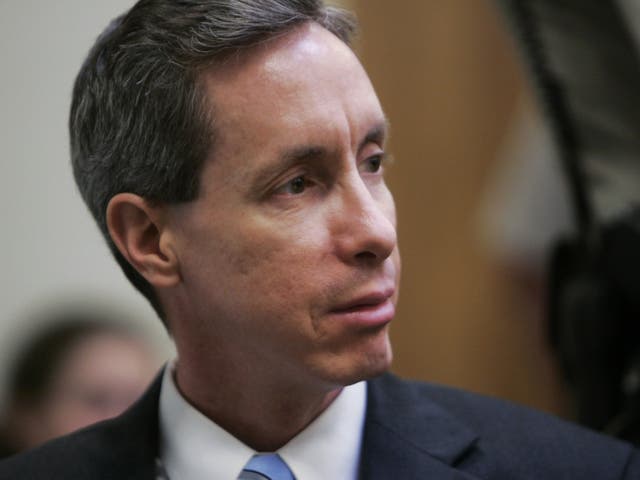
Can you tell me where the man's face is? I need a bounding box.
[166,23,400,389]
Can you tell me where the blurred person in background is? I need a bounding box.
[0,309,158,458]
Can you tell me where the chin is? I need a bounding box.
[335,358,392,387]
[304,326,393,388]
[358,346,394,381]
[323,339,393,387]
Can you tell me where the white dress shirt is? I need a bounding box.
[158,362,367,479]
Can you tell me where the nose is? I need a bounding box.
[333,175,397,265]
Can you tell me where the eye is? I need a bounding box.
[361,153,384,174]
[275,175,310,195]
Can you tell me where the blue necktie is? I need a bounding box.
[238,453,296,480]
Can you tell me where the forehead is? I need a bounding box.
[200,22,385,161]
[207,22,360,90]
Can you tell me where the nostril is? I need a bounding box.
[355,251,377,260]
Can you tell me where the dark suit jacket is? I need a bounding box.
[0,372,638,479]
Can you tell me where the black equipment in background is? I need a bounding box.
[495,0,640,443]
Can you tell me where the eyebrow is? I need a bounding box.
[252,146,327,189]
[358,119,389,155]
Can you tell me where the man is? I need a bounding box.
[0,0,638,478]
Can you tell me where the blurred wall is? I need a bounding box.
[352,0,569,414]
[0,0,172,395]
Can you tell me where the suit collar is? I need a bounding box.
[104,369,482,479]
[360,373,481,479]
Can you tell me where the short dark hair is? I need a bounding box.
[70,0,356,325]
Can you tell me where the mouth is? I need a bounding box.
[329,288,396,328]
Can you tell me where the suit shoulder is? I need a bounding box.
[368,373,640,478]
[370,372,614,443]
[0,401,158,480]
[0,421,116,479]
[0,373,161,479]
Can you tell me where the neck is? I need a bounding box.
[174,354,342,452]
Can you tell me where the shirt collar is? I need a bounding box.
[158,361,367,480]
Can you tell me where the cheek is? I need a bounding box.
[189,216,330,308]
[239,236,327,301]
[203,230,334,348]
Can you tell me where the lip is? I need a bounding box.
[329,288,396,328]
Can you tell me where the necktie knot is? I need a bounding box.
[239,453,296,480]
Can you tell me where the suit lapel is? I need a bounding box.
[86,370,483,479]
[360,374,481,480]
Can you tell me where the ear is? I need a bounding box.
[106,193,180,288]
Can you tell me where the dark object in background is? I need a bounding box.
[549,209,640,442]
[495,0,640,443]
